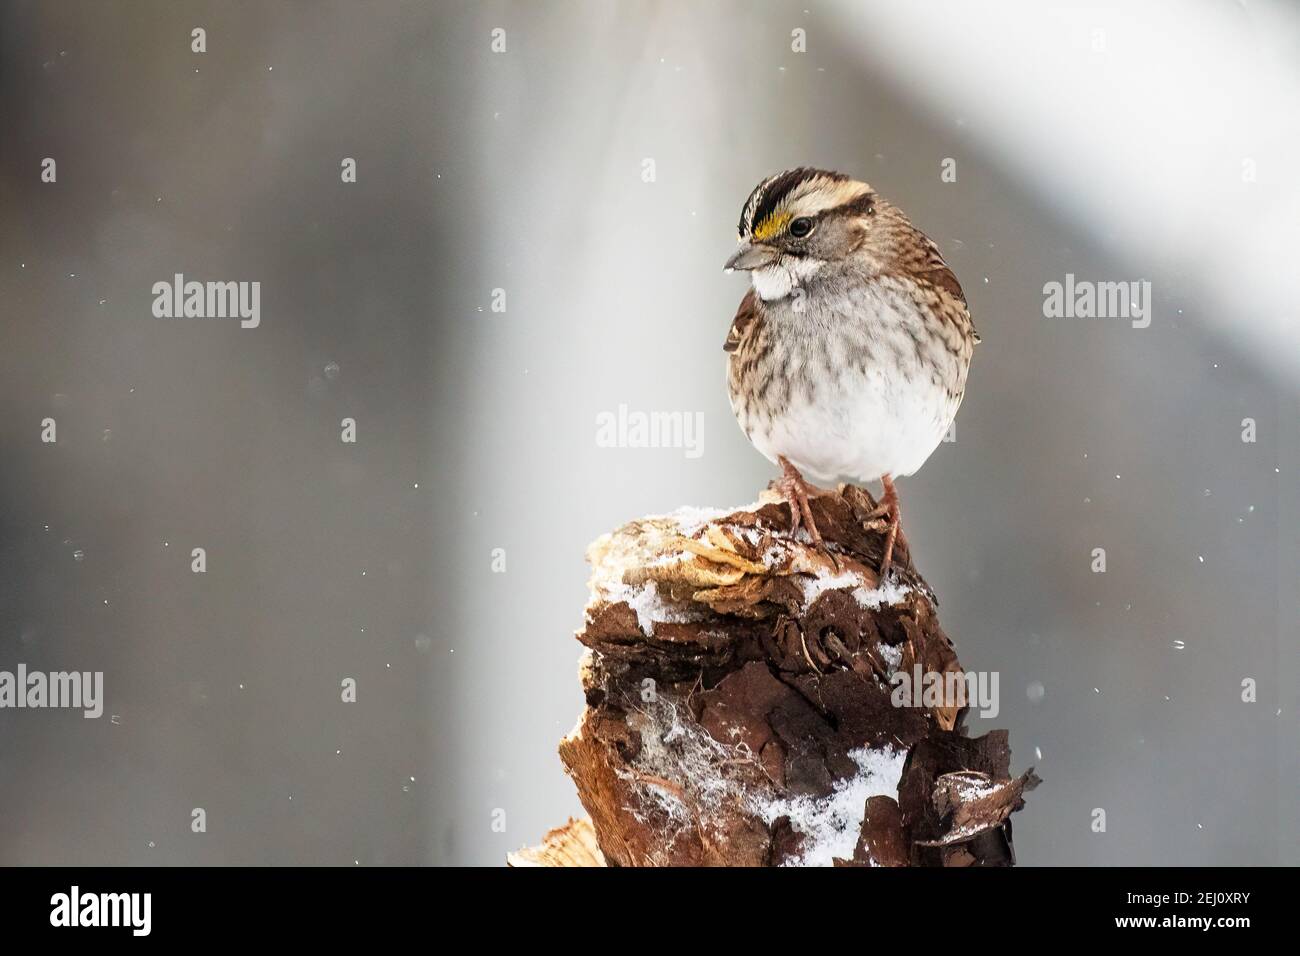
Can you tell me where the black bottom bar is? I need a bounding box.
[0,866,1283,939]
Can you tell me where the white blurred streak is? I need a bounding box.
[830,0,1300,377]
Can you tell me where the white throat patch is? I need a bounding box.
[751,258,823,302]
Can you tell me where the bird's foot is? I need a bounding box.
[775,456,837,566]
[863,474,908,582]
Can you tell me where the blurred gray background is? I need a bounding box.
[1,0,1296,866]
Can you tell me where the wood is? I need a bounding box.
[507,817,605,867]
[514,482,1038,867]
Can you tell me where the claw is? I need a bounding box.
[873,474,909,581]
[775,456,838,568]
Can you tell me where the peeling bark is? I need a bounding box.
[516,482,1037,867]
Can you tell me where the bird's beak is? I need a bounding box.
[724,241,779,273]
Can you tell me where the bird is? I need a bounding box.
[723,167,978,579]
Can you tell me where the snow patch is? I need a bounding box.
[664,504,759,536]
[799,569,868,605]
[752,746,908,867]
[601,580,698,636]
[852,580,912,609]
[800,570,912,612]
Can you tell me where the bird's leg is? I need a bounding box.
[869,474,908,581]
[775,455,827,553]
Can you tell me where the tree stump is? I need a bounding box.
[514,482,1037,867]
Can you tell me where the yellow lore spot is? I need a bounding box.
[752,212,791,242]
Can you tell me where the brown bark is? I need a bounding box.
[517,482,1037,867]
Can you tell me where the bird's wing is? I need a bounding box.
[899,236,981,344]
[910,236,966,305]
[723,288,761,353]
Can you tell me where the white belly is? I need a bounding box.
[746,368,957,484]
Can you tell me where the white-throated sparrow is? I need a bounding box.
[724,168,978,578]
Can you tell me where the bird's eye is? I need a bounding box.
[789,217,814,238]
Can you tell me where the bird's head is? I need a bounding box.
[725,167,877,301]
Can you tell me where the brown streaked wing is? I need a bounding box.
[723,287,762,353]
[895,234,980,343]
[912,236,966,305]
